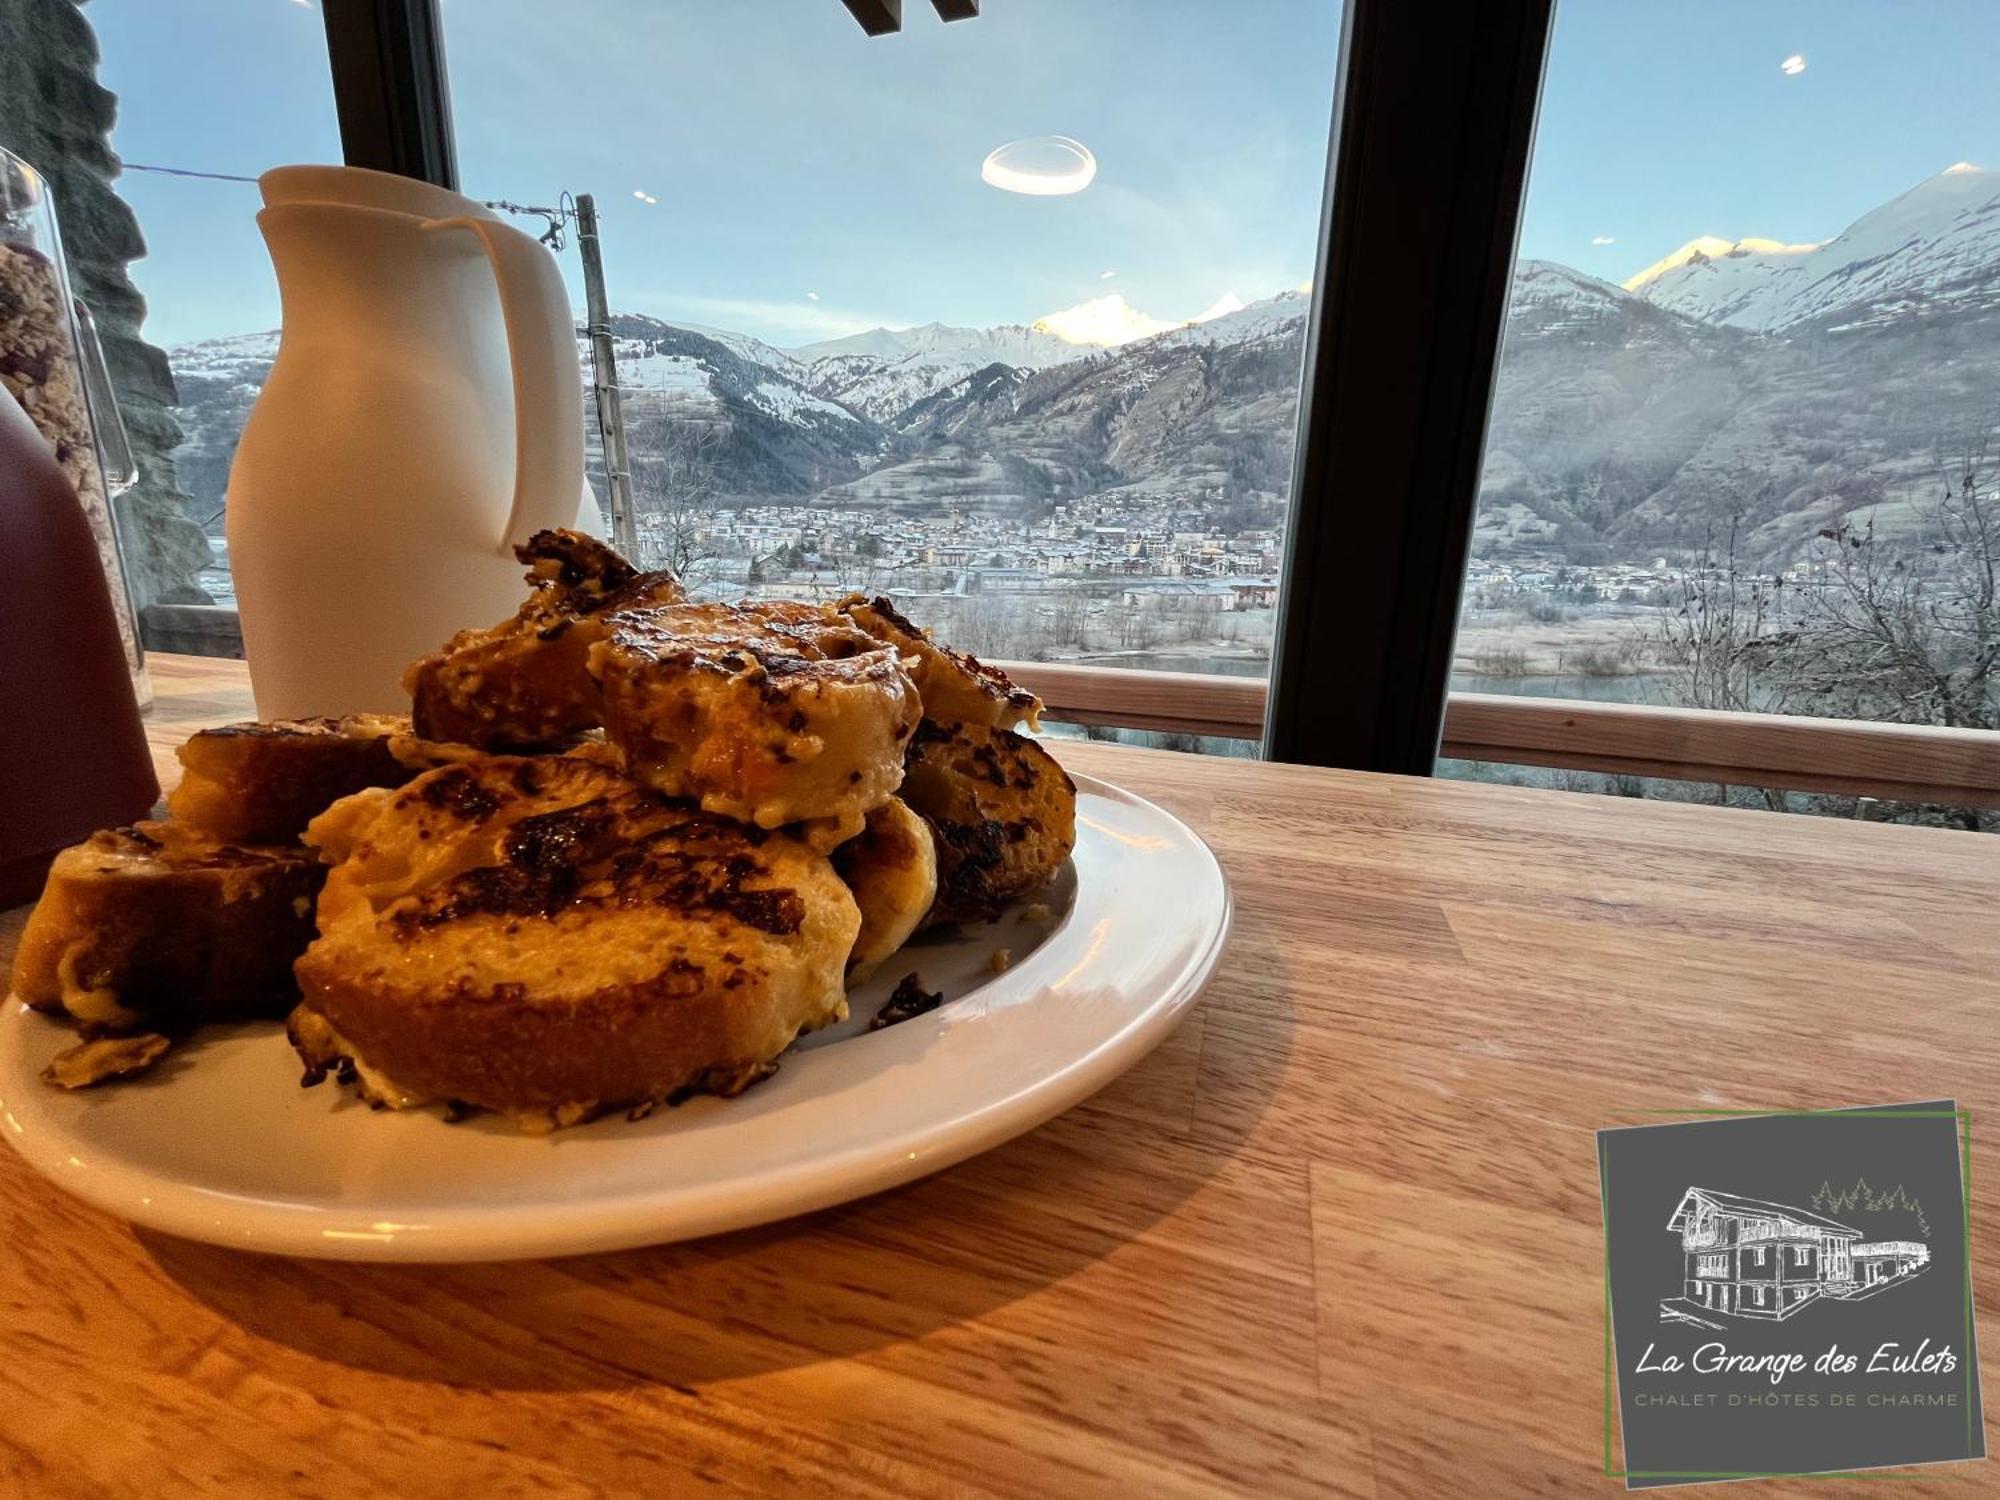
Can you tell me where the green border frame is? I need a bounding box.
[1598,1106,1980,1485]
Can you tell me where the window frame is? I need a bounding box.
[305,0,2000,813]
[315,0,1557,776]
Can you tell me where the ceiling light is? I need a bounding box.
[981,136,1096,197]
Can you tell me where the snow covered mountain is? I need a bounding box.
[1630,163,2000,333]
[825,291,1312,515]
[788,292,1261,423]
[1147,289,1310,351]
[791,319,1085,423]
[1478,163,2000,561]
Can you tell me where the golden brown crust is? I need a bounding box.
[589,601,921,842]
[403,529,684,749]
[831,797,938,984]
[11,822,324,1030]
[167,713,424,844]
[899,721,1076,925]
[292,756,858,1121]
[834,594,1041,730]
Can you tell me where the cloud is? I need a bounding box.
[1193,291,1247,322]
[806,291,820,301]
[1032,293,1178,346]
[1591,235,1616,246]
[1780,53,1806,76]
[1100,270,1117,279]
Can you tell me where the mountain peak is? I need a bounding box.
[1629,162,2000,333]
[1622,235,1816,292]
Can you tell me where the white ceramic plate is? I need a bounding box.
[0,773,1229,1263]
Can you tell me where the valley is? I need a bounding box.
[166,164,2000,709]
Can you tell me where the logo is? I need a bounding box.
[1663,1184,1931,1329]
[1598,1102,1982,1487]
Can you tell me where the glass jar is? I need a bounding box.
[0,146,151,709]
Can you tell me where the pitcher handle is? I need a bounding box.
[421,215,584,550]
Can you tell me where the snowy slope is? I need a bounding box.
[791,320,1079,368]
[788,292,1268,421]
[660,321,805,379]
[1634,164,2000,332]
[793,320,1088,423]
[1144,289,1309,350]
[1508,261,1638,321]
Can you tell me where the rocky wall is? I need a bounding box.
[0,0,214,608]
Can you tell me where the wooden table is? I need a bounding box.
[4,654,1997,1497]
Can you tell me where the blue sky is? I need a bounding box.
[79,0,2000,349]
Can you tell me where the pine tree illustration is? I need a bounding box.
[1812,1177,1928,1238]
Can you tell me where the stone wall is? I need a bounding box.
[0,0,214,608]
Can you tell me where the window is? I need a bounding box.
[1697,1253,1727,1278]
[438,0,1341,753]
[4,0,340,641]
[1793,1245,1810,1266]
[1444,2,2000,830]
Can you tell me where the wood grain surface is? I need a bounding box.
[3,654,1997,1498]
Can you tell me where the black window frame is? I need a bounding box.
[319,0,1557,775]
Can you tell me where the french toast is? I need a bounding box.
[11,821,324,1031]
[168,713,426,843]
[590,600,922,847]
[834,594,1041,730]
[404,529,685,749]
[899,720,1076,925]
[831,797,937,984]
[292,755,859,1126]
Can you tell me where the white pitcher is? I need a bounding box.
[228,165,597,718]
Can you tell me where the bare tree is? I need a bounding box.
[1658,516,1791,720]
[626,394,722,593]
[1656,433,2000,827]
[1770,436,1999,732]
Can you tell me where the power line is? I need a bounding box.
[120,162,259,184]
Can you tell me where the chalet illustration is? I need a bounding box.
[1662,1187,1931,1327]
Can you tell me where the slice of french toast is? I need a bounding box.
[590,600,922,848]
[831,797,937,984]
[291,754,859,1128]
[404,529,684,749]
[833,594,1042,730]
[167,713,429,844]
[899,720,1076,926]
[11,821,324,1031]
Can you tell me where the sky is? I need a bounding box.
[73,0,2000,351]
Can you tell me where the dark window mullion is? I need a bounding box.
[320,0,458,189]
[1264,0,1555,772]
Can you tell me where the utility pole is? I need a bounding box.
[573,193,637,557]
